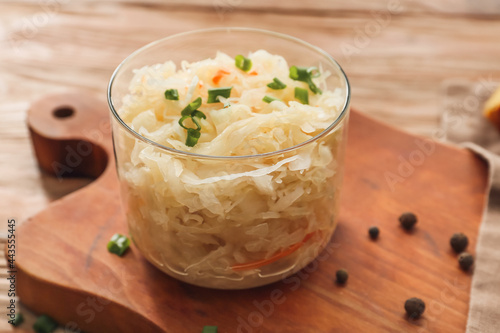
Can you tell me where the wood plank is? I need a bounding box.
[6,0,500,15]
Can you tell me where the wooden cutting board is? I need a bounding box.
[16,92,488,333]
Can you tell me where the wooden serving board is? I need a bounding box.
[16,92,488,333]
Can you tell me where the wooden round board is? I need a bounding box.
[14,92,488,332]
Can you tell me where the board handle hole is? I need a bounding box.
[53,106,75,119]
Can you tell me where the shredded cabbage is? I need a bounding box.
[115,50,347,288]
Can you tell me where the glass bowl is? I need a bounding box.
[108,27,350,289]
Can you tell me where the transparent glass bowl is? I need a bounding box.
[108,28,350,289]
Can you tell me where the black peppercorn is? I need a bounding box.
[399,212,417,230]
[458,252,474,271]
[450,232,468,253]
[368,226,380,239]
[336,269,348,284]
[404,297,425,319]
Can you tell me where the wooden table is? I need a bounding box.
[1,1,499,331]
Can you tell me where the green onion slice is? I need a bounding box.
[191,110,206,119]
[207,87,232,103]
[294,87,309,104]
[107,233,130,257]
[33,315,58,333]
[181,97,202,116]
[307,80,322,95]
[289,66,309,81]
[202,326,218,333]
[267,77,287,90]
[179,99,206,147]
[289,66,322,94]
[178,115,201,131]
[235,55,252,72]
[164,89,179,100]
[262,95,281,103]
[191,116,203,130]
[185,128,201,147]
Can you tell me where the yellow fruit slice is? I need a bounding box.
[483,86,500,130]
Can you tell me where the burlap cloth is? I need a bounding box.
[442,80,500,332]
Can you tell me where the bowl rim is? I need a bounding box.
[107,27,351,160]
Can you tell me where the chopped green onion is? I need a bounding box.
[202,326,218,333]
[179,115,201,131]
[262,95,281,103]
[235,55,252,72]
[267,77,287,90]
[164,89,179,100]
[191,116,203,130]
[289,66,311,81]
[207,87,232,103]
[107,233,130,257]
[191,110,206,119]
[289,66,322,94]
[179,98,206,147]
[185,128,201,147]
[178,116,190,130]
[307,80,322,95]
[223,101,231,108]
[10,313,24,327]
[181,97,202,116]
[294,87,309,104]
[33,315,58,333]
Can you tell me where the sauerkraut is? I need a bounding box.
[114,50,348,288]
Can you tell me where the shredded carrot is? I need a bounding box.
[198,80,204,89]
[212,69,231,84]
[231,232,316,272]
[248,71,258,76]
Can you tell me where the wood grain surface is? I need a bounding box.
[14,92,487,333]
[1,1,498,332]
